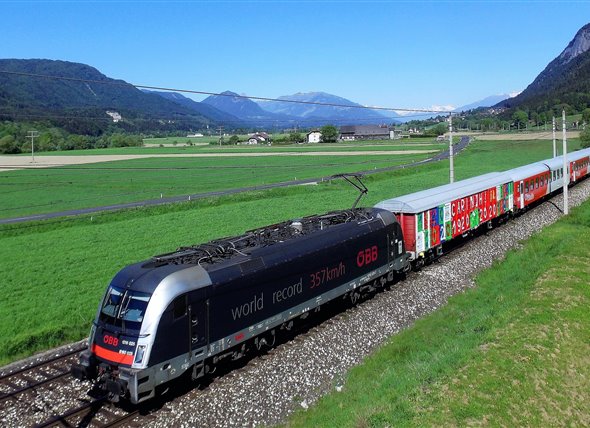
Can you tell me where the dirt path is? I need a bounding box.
[474,131,580,141]
[0,150,437,172]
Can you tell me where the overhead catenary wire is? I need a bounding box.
[0,110,440,125]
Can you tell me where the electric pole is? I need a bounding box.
[27,130,39,163]
[217,126,224,146]
[552,116,556,158]
[449,112,454,184]
[562,110,569,215]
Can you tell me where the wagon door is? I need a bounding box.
[518,181,524,209]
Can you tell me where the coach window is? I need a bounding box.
[525,182,529,193]
[540,176,544,187]
[535,178,538,189]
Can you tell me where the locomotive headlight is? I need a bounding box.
[134,345,146,364]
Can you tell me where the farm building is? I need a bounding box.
[339,125,393,140]
[247,132,270,145]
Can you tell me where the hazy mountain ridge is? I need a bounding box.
[457,94,512,112]
[140,89,242,124]
[201,91,294,125]
[258,92,396,123]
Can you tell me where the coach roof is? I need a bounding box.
[375,172,511,214]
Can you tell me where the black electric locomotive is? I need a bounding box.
[72,207,409,403]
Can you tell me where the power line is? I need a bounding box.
[0,69,442,114]
[0,109,442,127]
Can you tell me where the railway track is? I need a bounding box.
[0,343,145,427]
[34,397,142,428]
[0,346,84,404]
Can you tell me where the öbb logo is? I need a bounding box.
[103,335,119,347]
[357,246,378,267]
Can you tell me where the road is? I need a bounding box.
[0,139,469,225]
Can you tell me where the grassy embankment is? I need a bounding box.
[287,194,590,427]
[0,138,583,366]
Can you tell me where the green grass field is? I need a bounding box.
[17,138,444,156]
[286,191,590,427]
[0,138,584,366]
[0,152,434,219]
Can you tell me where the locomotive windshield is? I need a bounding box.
[100,286,150,329]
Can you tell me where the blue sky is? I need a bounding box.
[1,0,590,110]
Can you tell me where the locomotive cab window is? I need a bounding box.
[100,286,150,328]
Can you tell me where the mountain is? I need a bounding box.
[497,23,590,112]
[0,59,215,131]
[201,91,292,126]
[457,94,515,112]
[140,89,242,124]
[258,92,398,124]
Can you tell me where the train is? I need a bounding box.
[71,147,590,404]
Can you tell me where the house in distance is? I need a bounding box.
[306,130,322,143]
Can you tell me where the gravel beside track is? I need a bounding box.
[1,179,588,428]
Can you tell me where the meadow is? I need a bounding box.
[1,151,434,219]
[19,138,445,155]
[0,137,583,366]
[287,188,590,427]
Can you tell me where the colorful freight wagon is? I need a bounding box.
[375,173,513,263]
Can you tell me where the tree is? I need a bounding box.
[228,135,240,145]
[582,108,590,125]
[288,132,303,143]
[580,127,590,148]
[512,110,528,129]
[0,135,19,154]
[319,125,339,143]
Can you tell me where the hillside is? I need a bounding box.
[498,23,590,113]
[0,59,215,131]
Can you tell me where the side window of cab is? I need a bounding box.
[173,295,187,319]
